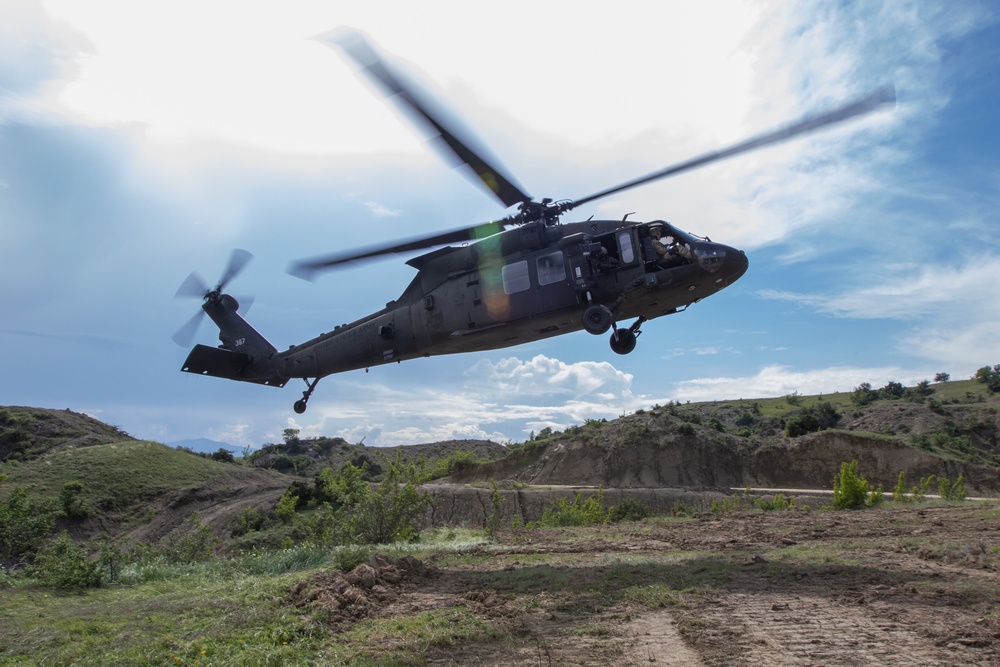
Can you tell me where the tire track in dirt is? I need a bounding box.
[683,591,969,666]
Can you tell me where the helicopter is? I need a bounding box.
[174,29,895,415]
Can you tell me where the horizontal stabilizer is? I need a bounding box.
[181,344,289,387]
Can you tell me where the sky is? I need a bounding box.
[2,0,998,449]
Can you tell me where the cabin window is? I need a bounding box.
[618,232,635,264]
[536,250,566,286]
[501,260,530,294]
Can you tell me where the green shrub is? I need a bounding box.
[332,544,372,572]
[710,491,752,513]
[939,474,967,501]
[231,507,272,537]
[275,489,299,525]
[0,481,60,564]
[485,479,505,539]
[754,494,795,511]
[31,532,102,590]
[832,461,882,509]
[892,472,909,503]
[677,422,695,436]
[609,497,649,522]
[59,481,91,519]
[669,501,697,517]
[533,488,609,527]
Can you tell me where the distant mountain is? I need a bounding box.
[167,438,241,454]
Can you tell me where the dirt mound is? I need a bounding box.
[287,554,436,629]
[0,406,134,462]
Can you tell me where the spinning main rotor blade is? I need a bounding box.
[322,28,531,209]
[290,220,505,280]
[565,85,896,212]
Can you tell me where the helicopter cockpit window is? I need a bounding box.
[536,250,566,286]
[618,232,635,264]
[502,260,531,294]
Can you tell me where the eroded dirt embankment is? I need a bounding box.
[450,430,1000,493]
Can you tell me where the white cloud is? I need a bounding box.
[671,364,935,403]
[760,258,1000,320]
[364,201,401,217]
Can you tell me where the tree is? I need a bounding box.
[211,448,235,463]
[0,479,60,565]
[851,382,877,406]
[934,372,950,383]
[974,365,1000,393]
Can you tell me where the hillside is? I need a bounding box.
[451,379,1000,492]
[0,411,292,546]
[0,406,134,461]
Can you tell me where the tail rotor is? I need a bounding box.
[172,249,254,347]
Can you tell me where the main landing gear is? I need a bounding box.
[609,316,646,355]
[293,377,320,414]
[583,297,645,354]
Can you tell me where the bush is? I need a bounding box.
[754,494,795,511]
[231,507,272,537]
[485,479,505,539]
[677,422,695,436]
[325,454,433,545]
[832,461,883,509]
[332,544,372,572]
[533,488,609,527]
[0,480,60,565]
[59,481,91,519]
[851,382,877,407]
[609,497,649,522]
[31,532,102,590]
[938,474,967,501]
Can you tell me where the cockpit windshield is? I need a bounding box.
[642,221,696,268]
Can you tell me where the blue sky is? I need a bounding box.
[2,1,998,448]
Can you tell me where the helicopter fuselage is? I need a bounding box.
[181,218,747,400]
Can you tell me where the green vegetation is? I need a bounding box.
[0,474,60,565]
[832,460,884,509]
[975,364,1000,394]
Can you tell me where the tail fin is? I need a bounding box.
[180,293,289,387]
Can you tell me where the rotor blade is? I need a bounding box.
[289,219,506,280]
[217,248,253,291]
[234,294,255,315]
[174,271,209,299]
[321,27,531,209]
[172,310,205,347]
[566,85,896,212]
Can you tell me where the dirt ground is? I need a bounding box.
[300,502,1000,666]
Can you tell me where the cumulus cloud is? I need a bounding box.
[284,354,659,446]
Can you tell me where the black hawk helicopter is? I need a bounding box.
[174,29,895,414]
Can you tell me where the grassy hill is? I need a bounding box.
[0,406,133,462]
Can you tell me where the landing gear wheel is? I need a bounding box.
[583,304,613,335]
[293,377,320,414]
[609,328,637,355]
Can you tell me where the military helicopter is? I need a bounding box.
[174,29,894,414]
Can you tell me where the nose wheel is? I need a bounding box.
[609,316,645,355]
[293,378,320,414]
